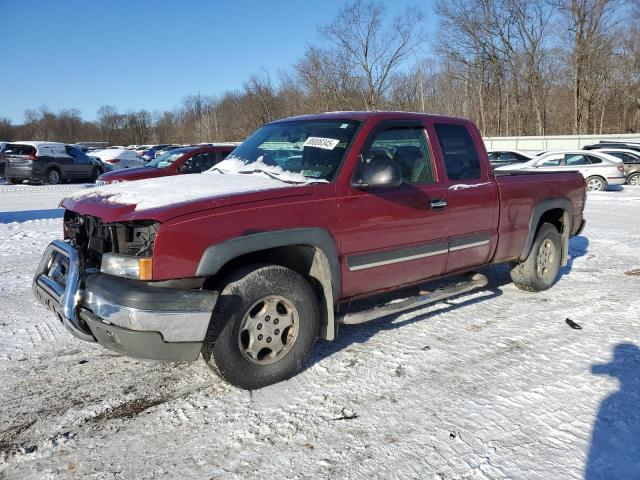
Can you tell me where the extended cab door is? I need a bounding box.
[339,120,450,298]
[431,122,499,273]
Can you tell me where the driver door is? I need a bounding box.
[339,121,449,298]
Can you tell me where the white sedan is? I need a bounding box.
[89,148,146,170]
[495,150,627,191]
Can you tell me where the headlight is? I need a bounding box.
[101,253,153,280]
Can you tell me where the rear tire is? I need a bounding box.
[627,173,640,186]
[510,223,562,292]
[586,175,607,192]
[202,264,320,389]
[43,168,62,185]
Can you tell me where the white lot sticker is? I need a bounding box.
[303,137,340,150]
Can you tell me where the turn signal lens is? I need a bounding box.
[139,258,153,280]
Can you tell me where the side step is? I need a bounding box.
[336,273,488,325]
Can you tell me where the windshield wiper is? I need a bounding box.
[236,168,312,184]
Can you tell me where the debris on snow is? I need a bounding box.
[332,408,359,421]
[565,318,583,330]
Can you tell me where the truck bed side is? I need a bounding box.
[492,171,586,264]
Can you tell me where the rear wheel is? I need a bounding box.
[627,173,640,186]
[586,176,607,192]
[43,168,62,185]
[510,223,562,292]
[202,264,320,389]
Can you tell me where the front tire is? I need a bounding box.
[202,264,320,389]
[586,175,607,192]
[90,167,103,183]
[510,223,562,292]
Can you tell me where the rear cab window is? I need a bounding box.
[433,123,482,181]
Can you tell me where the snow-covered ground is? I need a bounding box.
[1,184,639,479]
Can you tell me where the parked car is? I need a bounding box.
[487,149,534,169]
[33,111,586,389]
[89,148,145,170]
[153,145,182,157]
[3,142,105,185]
[591,148,640,186]
[583,141,640,154]
[141,144,174,160]
[95,144,237,185]
[0,142,10,177]
[496,150,626,191]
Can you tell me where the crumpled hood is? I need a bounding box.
[61,172,315,222]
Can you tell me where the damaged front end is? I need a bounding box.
[33,211,217,362]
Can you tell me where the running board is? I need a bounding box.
[336,273,488,325]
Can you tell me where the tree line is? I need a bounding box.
[2,0,639,145]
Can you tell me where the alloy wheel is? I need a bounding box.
[238,295,299,365]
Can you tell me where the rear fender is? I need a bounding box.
[520,198,573,266]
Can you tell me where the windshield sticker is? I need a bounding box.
[340,123,350,129]
[301,169,323,178]
[303,137,340,150]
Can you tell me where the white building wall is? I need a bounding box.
[483,133,640,153]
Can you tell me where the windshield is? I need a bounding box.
[213,120,361,182]
[147,150,189,168]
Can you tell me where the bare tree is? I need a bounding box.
[319,0,424,109]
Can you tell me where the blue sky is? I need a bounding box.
[0,0,435,123]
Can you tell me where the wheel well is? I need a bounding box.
[538,208,565,235]
[536,207,571,266]
[203,245,336,340]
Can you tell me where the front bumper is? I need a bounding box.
[33,240,218,361]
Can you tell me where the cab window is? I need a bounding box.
[361,126,435,184]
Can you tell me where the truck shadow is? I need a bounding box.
[585,343,640,479]
[307,264,512,369]
[559,235,589,278]
[308,236,589,370]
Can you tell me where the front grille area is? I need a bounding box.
[64,212,158,268]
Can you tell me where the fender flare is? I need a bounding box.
[520,198,573,265]
[195,228,341,340]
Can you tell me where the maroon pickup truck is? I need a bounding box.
[33,111,586,389]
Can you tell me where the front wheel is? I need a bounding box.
[202,264,320,389]
[627,173,640,186]
[90,167,103,183]
[510,223,562,292]
[586,176,607,192]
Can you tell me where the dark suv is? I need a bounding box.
[3,142,105,185]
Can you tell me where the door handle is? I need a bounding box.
[430,198,448,210]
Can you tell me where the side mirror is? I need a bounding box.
[352,158,402,189]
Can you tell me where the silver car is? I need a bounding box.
[495,150,626,191]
